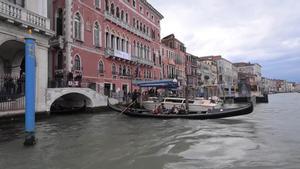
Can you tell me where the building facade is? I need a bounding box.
[234,62,262,96]
[0,0,54,112]
[50,0,163,97]
[198,56,237,97]
[161,34,186,87]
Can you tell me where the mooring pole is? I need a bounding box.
[24,29,36,146]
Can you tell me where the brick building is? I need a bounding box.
[50,0,163,96]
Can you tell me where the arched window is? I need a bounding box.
[116,37,120,50]
[127,66,131,76]
[121,10,124,21]
[105,0,109,11]
[126,40,129,53]
[123,65,126,75]
[133,18,136,27]
[74,13,82,40]
[116,7,120,18]
[146,27,149,35]
[144,46,147,59]
[112,63,116,75]
[74,55,81,71]
[110,3,115,15]
[94,22,100,47]
[98,60,104,73]
[105,32,110,48]
[133,41,136,56]
[121,39,125,51]
[119,65,122,75]
[111,34,115,49]
[125,13,128,23]
[137,42,140,57]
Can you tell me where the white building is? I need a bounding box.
[216,58,237,97]
[0,0,54,112]
[234,62,262,96]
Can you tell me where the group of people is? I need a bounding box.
[153,103,187,115]
[54,71,82,88]
[1,74,25,98]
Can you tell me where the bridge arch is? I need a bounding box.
[46,88,109,112]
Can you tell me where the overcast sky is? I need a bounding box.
[149,0,300,82]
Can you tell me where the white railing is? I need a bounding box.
[0,0,50,31]
[104,11,151,41]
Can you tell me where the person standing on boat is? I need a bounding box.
[132,89,139,102]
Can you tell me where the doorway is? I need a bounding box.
[104,83,111,96]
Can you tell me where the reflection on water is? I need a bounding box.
[1,93,300,169]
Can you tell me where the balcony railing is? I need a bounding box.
[104,11,151,41]
[0,0,52,34]
[49,35,64,49]
[131,55,154,66]
[0,75,25,112]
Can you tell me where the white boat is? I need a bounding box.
[143,97,222,112]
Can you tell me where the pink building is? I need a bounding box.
[50,0,163,96]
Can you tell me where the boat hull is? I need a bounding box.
[108,101,254,120]
[123,103,253,120]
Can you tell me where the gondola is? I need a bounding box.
[108,101,254,120]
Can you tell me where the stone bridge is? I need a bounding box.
[46,88,109,112]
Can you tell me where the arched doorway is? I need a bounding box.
[0,40,25,77]
[0,40,25,111]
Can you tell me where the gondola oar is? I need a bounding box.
[120,100,136,114]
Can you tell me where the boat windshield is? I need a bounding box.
[184,100,195,104]
[164,99,184,103]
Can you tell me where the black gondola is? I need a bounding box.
[108,101,254,120]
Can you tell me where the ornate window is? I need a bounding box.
[110,3,115,15]
[121,10,124,21]
[119,65,122,75]
[105,0,109,11]
[116,7,120,18]
[125,13,128,23]
[98,60,104,73]
[132,0,136,8]
[123,65,126,76]
[112,63,116,75]
[127,66,131,76]
[74,13,82,40]
[74,55,81,71]
[94,22,100,47]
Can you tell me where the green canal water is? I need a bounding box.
[1,93,300,169]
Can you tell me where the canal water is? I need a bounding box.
[1,93,300,169]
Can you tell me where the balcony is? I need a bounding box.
[104,11,151,41]
[0,0,53,35]
[49,35,64,49]
[131,55,154,67]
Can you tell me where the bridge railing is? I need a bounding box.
[0,75,25,112]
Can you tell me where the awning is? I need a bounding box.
[134,79,179,89]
